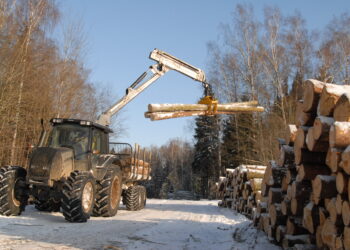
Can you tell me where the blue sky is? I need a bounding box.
[58,0,349,147]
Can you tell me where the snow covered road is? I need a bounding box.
[0,199,280,250]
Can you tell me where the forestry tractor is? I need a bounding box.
[0,49,215,222]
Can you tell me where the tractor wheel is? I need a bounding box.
[93,169,122,217]
[124,185,144,211]
[0,166,28,216]
[34,198,61,212]
[61,171,95,222]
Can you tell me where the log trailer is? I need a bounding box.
[0,49,217,222]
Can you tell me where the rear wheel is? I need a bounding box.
[0,166,28,216]
[124,185,146,211]
[61,171,95,222]
[93,169,122,217]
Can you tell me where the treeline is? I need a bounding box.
[205,5,350,173]
[0,0,107,166]
[149,5,350,198]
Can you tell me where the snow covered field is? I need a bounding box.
[0,199,280,250]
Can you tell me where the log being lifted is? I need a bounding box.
[318,83,350,116]
[145,101,264,121]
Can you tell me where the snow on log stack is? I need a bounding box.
[218,79,350,250]
[145,101,264,121]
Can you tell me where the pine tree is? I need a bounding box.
[192,115,220,198]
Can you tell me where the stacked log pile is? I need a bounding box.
[218,79,350,249]
[217,165,266,219]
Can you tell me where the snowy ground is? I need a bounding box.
[0,199,280,250]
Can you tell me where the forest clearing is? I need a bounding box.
[0,1,349,250]
[0,200,278,250]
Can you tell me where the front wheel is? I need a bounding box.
[61,171,95,222]
[0,166,28,216]
[93,169,122,217]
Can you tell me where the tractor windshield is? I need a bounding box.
[47,124,90,157]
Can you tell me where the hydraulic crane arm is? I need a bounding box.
[96,49,213,126]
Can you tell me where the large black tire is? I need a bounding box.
[0,166,28,216]
[124,185,146,211]
[34,198,60,212]
[93,169,122,217]
[61,171,95,222]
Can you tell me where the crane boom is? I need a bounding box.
[96,49,211,126]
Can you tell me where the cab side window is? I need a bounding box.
[92,129,108,154]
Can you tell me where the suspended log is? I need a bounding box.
[326,147,343,173]
[148,101,260,112]
[145,107,265,120]
[329,121,350,148]
[343,201,350,226]
[305,127,329,152]
[336,171,348,194]
[285,124,298,145]
[334,93,350,122]
[312,175,337,201]
[303,202,320,234]
[294,147,326,165]
[342,145,350,175]
[278,145,295,167]
[302,79,326,113]
[296,164,330,182]
[318,83,350,116]
[313,116,334,141]
[321,218,343,249]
